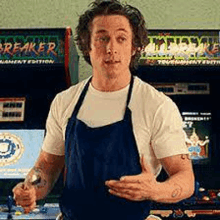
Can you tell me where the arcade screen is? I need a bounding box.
[172,93,212,165]
[182,111,211,164]
[151,83,212,164]
[0,129,44,179]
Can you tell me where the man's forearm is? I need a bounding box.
[24,166,61,201]
[24,152,65,201]
[153,170,195,203]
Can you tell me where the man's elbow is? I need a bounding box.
[173,171,195,203]
[185,171,195,199]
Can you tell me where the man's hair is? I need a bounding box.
[75,0,148,70]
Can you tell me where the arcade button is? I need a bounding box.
[0,206,9,212]
[31,207,40,213]
[199,187,205,192]
[146,215,162,220]
[202,195,210,201]
[209,191,217,199]
[40,206,48,214]
[173,209,184,218]
[15,211,22,216]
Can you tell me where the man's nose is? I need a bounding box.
[106,38,118,54]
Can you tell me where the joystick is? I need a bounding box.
[194,181,200,197]
[7,196,14,220]
[202,196,210,201]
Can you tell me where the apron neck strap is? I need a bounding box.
[72,77,92,116]
[73,75,134,116]
[126,75,134,107]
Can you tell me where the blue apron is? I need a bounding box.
[59,76,151,220]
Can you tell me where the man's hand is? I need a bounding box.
[12,151,65,214]
[105,155,158,201]
[13,182,37,214]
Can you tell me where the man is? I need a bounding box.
[13,1,195,219]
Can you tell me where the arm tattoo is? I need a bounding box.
[29,167,47,188]
[171,184,182,198]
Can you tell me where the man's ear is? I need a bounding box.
[132,47,142,56]
[132,49,136,56]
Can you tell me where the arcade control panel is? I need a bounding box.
[0,196,60,220]
[150,182,220,219]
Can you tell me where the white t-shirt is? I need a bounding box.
[42,76,188,176]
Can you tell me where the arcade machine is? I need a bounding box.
[135,30,220,219]
[0,27,79,219]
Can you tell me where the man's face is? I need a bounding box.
[89,15,135,78]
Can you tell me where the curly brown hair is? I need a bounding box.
[75,0,148,71]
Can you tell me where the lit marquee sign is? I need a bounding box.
[0,29,65,64]
[140,30,220,66]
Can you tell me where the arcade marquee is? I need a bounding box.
[140,30,220,66]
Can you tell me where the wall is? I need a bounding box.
[1,0,220,82]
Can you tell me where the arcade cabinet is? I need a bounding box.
[0,27,79,219]
[135,30,220,219]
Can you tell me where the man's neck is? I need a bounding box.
[91,72,131,92]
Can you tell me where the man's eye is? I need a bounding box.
[97,36,109,42]
[118,37,126,43]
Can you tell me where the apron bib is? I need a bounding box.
[59,76,151,220]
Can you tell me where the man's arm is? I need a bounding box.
[13,150,65,213]
[105,154,195,203]
[154,154,195,203]
[28,150,65,200]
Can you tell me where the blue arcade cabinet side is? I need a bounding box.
[0,27,79,219]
